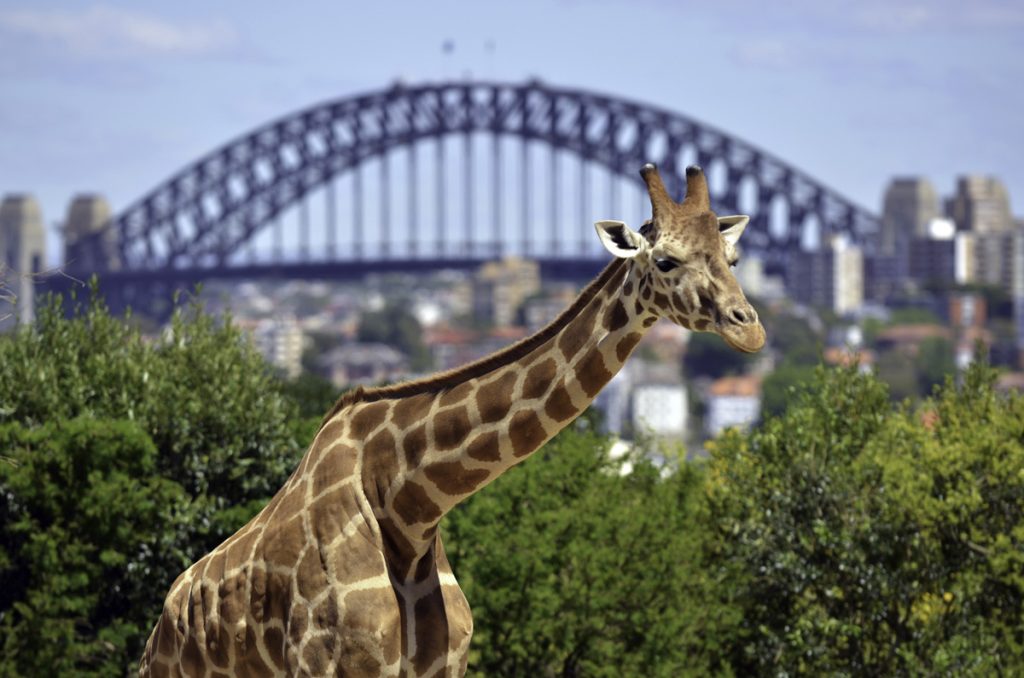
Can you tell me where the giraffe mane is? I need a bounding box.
[318,257,628,431]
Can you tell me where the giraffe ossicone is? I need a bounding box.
[139,163,765,677]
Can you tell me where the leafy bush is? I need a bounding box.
[0,291,311,673]
[704,363,1024,675]
[0,418,187,675]
[444,418,724,677]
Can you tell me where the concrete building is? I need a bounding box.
[63,194,118,272]
[972,230,1016,292]
[592,358,688,439]
[863,253,902,303]
[318,342,409,388]
[946,175,1013,235]
[472,257,540,327]
[734,256,786,303]
[0,195,47,328]
[880,178,940,257]
[242,315,305,379]
[705,375,762,437]
[1012,221,1024,366]
[631,384,688,438]
[594,368,632,436]
[788,235,863,315]
[907,218,975,286]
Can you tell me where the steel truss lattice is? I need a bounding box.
[108,80,878,272]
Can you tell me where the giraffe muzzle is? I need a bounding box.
[717,303,765,353]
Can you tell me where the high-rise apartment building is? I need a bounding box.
[1012,221,1024,365]
[788,236,863,315]
[0,195,47,328]
[880,178,940,257]
[64,194,119,272]
[946,175,1013,235]
[907,218,975,286]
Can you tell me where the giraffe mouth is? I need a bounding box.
[718,322,766,353]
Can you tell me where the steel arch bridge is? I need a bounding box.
[96,79,876,278]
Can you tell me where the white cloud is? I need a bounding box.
[852,1,1024,33]
[732,38,801,70]
[0,5,239,58]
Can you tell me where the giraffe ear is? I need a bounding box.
[595,220,648,258]
[718,215,750,247]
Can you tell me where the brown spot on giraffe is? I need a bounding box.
[439,381,474,407]
[616,332,643,362]
[311,443,358,498]
[362,428,399,507]
[576,349,613,398]
[397,423,424,466]
[466,431,501,463]
[424,460,491,496]
[476,371,516,423]
[140,164,765,678]
[557,298,600,360]
[392,392,435,430]
[604,298,630,332]
[392,481,442,526]
[522,356,557,400]
[350,401,390,438]
[509,409,547,457]
[411,585,449,674]
[544,382,577,423]
[433,405,473,451]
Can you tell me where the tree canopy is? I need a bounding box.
[0,291,313,674]
[1,290,1021,676]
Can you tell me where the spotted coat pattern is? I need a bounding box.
[138,164,764,678]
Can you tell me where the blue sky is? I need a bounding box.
[1,1,1021,260]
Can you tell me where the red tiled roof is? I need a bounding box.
[709,375,762,397]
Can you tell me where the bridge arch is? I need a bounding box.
[109,79,877,272]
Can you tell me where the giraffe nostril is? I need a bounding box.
[727,307,751,325]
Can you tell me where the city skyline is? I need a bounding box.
[1,1,1022,262]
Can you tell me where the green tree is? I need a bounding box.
[915,337,956,395]
[0,418,188,675]
[357,299,432,371]
[278,371,339,419]
[683,330,754,380]
[0,290,311,673]
[703,362,1024,675]
[759,362,816,419]
[763,306,821,367]
[889,307,942,325]
[444,417,727,677]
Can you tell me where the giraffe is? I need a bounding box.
[138,163,765,677]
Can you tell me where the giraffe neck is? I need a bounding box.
[364,258,654,572]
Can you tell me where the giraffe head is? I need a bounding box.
[595,163,766,353]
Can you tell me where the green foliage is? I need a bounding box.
[0,418,188,675]
[357,299,432,371]
[763,306,821,367]
[2,287,1021,676]
[0,290,308,674]
[444,420,727,677]
[875,348,921,401]
[278,371,340,419]
[704,362,1024,675]
[760,362,816,419]
[683,330,754,380]
[914,337,956,395]
[889,307,942,325]
[0,292,302,504]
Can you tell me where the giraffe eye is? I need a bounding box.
[655,258,679,273]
